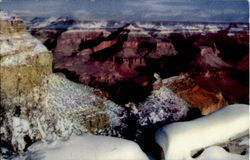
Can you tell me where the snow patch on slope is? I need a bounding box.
[135,87,189,126]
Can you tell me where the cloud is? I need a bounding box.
[121,10,134,16]
[127,1,168,12]
[13,9,54,17]
[73,9,90,17]
[1,0,248,22]
[72,9,94,20]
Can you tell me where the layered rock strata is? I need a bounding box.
[29,18,249,105]
[0,12,53,153]
[160,74,228,115]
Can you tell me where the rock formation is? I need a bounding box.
[0,13,190,155]
[0,11,53,153]
[29,18,249,105]
[13,135,150,160]
[1,12,249,159]
[162,74,228,115]
[155,104,249,160]
[0,12,126,154]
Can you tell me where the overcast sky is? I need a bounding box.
[0,0,249,22]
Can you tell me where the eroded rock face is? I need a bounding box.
[0,12,53,153]
[41,74,126,139]
[0,13,126,154]
[0,12,26,34]
[29,19,249,104]
[162,74,228,115]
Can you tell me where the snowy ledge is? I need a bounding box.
[155,104,249,160]
[11,134,149,160]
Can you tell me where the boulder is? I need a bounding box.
[196,146,248,160]
[155,104,249,160]
[14,135,149,160]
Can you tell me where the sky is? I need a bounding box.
[0,0,249,22]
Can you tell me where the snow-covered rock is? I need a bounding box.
[196,146,248,160]
[1,72,127,154]
[0,11,26,34]
[42,74,126,138]
[135,87,189,127]
[0,12,53,153]
[14,134,149,160]
[123,86,189,140]
[155,104,249,160]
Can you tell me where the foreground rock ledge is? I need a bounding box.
[155,104,249,160]
[11,134,150,160]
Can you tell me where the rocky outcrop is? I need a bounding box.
[161,74,228,115]
[41,74,126,138]
[122,86,189,141]
[0,13,126,154]
[0,12,53,153]
[0,12,26,34]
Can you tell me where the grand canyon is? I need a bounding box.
[0,0,249,159]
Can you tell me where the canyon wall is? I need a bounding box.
[1,13,249,156]
[30,19,249,105]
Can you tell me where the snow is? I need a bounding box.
[136,22,157,29]
[69,21,108,29]
[0,33,48,66]
[0,41,15,55]
[155,104,249,160]
[196,146,248,160]
[206,25,220,33]
[1,51,36,66]
[229,27,243,32]
[0,11,11,20]
[12,117,33,153]
[239,137,249,146]
[227,33,235,36]
[15,134,149,160]
[43,74,125,137]
[33,17,57,28]
[0,11,21,22]
[135,87,189,127]
[126,24,140,30]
